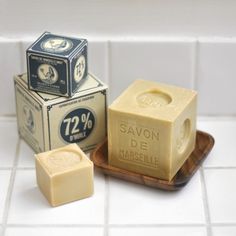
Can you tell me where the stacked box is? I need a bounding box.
[14,73,107,153]
[14,32,108,153]
[27,32,88,97]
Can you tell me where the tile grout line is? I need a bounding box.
[3,36,236,42]
[5,223,208,227]
[197,116,236,121]
[7,224,104,228]
[19,40,25,73]
[6,222,232,230]
[1,139,21,236]
[108,223,207,227]
[107,40,112,104]
[0,116,16,121]
[105,39,110,91]
[1,166,235,171]
[103,40,110,236]
[0,115,235,122]
[200,167,212,236]
[192,38,199,90]
[5,165,236,170]
[3,222,235,229]
[0,167,34,170]
[103,175,110,236]
[211,223,236,227]
[203,166,236,169]
[0,168,12,171]
[5,223,211,228]
[14,167,35,170]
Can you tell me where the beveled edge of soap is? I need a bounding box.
[110,79,197,109]
[90,130,214,191]
[108,79,198,122]
[35,143,93,176]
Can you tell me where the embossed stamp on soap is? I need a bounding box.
[118,120,160,169]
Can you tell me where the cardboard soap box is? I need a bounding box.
[14,73,107,153]
[27,32,88,97]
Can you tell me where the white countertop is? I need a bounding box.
[0,116,235,236]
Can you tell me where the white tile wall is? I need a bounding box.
[198,119,236,167]
[0,171,11,224]
[20,39,33,73]
[0,119,18,168]
[5,227,104,236]
[87,40,109,84]
[109,172,205,224]
[109,40,195,101]
[0,40,22,115]
[109,227,207,236]
[17,140,35,168]
[2,36,236,116]
[1,1,236,37]
[212,226,236,236]
[204,169,236,223]
[197,39,236,115]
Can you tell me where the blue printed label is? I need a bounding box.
[31,33,84,56]
[71,44,88,93]
[41,38,73,53]
[28,54,68,95]
[37,64,58,84]
[73,54,86,83]
[60,108,95,143]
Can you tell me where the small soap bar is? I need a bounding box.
[108,80,197,181]
[35,144,93,207]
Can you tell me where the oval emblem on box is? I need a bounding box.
[41,37,73,53]
[74,55,86,83]
[23,106,35,133]
[60,108,95,143]
[37,64,58,84]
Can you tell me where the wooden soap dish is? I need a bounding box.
[91,130,214,190]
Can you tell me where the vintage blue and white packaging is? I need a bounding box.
[27,32,88,97]
[14,73,107,153]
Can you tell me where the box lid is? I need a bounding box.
[27,32,87,58]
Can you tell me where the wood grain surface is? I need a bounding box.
[91,130,214,190]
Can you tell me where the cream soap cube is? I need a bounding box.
[108,80,197,181]
[35,144,93,206]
